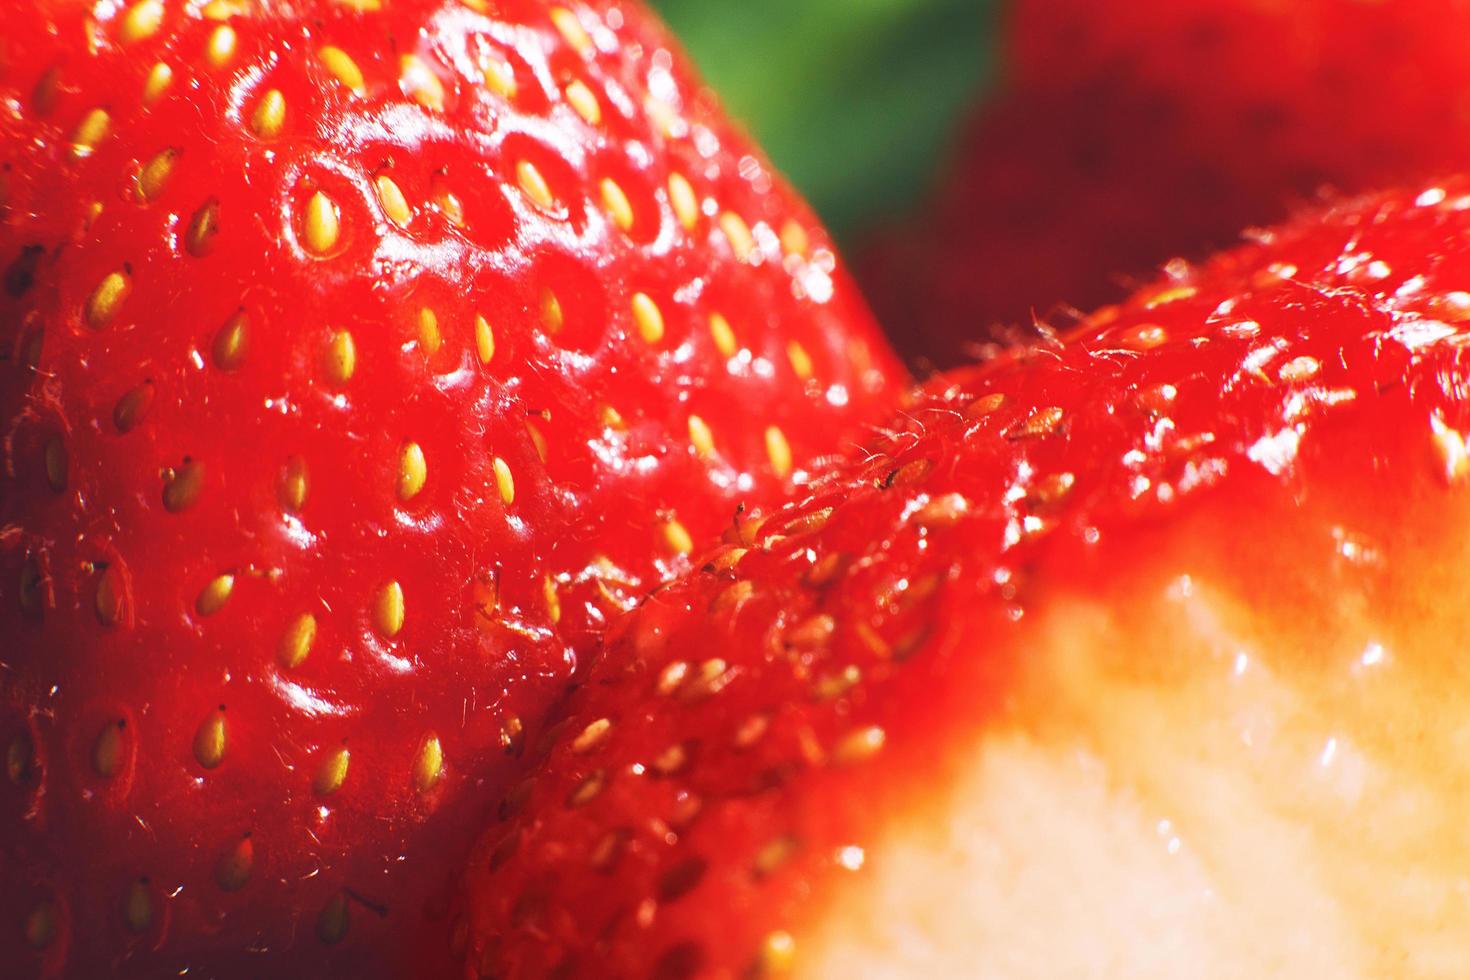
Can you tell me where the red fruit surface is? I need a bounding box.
[459,177,1470,977]
[862,0,1470,368]
[0,1,902,976]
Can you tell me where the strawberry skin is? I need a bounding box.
[862,0,1470,367]
[459,177,1470,977]
[0,1,902,975]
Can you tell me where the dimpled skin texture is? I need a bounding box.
[458,177,1470,978]
[0,1,903,976]
[862,0,1470,368]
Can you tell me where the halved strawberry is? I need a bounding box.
[862,0,1470,367]
[459,177,1470,977]
[0,1,902,975]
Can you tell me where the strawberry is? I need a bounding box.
[458,176,1470,978]
[862,0,1470,367]
[0,0,903,975]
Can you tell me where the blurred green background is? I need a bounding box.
[648,0,998,240]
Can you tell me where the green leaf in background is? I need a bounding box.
[650,0,999,240]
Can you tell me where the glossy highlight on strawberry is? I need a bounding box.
[459,177,1470,978]
[0,1,903,975]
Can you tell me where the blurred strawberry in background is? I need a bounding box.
[851,0,1470,366]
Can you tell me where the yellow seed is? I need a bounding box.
[417,307,441,357]
[668,172,698,231]
[1029,473,1075,507]
[123,879,153,933]
[498,721,527,771]
[1009,406,1065,440]
[314,746,350,795]
[599,404,624,429]
[1125,322,1169,350]
[833,725,886,764]
[682,658,733,702]
[319,46,365,95]
[540,290,564,333]
[516,160,554,210]
[120,0,165,43]
[652,743,687,776]
[1143,284,1198,309]
[86,271,131,328]
[688,415,714,458]
[640,78,685,128]
[72,108,111,158]
[186,198,221,256]
[25,901,55,950]
[136,147,178,202]
[96,565,125,626]
[656,661,690,697]
[550,6,593,56]
[413,735,443,792]
[93,721,125,778]
[317,891,350,944]
[213,311,248,370]
[143,61,174,103]
[374,581,405,637]
[526,419,549,463]
[7,734,34,785]
[600,177,634,232]
[631,292,664,344]
[324,330,356,384]
[194,709,227,769]
[1278,355,1321,383]
[205,24,237,68]
[564,79,601,125]
[761,931,797,973]
[543,573,561,623]
[571,718,612,754]
[720,211,755,261]
[787,340,813,381]
[278,455,309,512]
[44,437,67,492]
[483,57,516,99]
[435,187,464,226]
[250,88,285,138]
[492,456,515,505]
[915,492,970,529]
[215,835,253,891]
[303,190,341,255]
[709,312,737,358]
[662,518,694,556]
[474,314,495,364]
[162,459,205,512]
[375,174,410,226]
[765,426,793,479]
[397,442,427,502]
[780,219,809,257]
[965,392,1006,420]
[195,573,235,617]
[401,54,445,111]
[277,613,316,668]
[201,0,243,19]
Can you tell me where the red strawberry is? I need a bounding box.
[0,1,903,975]
[862,0,1470,367]
[458,177,1470,977]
